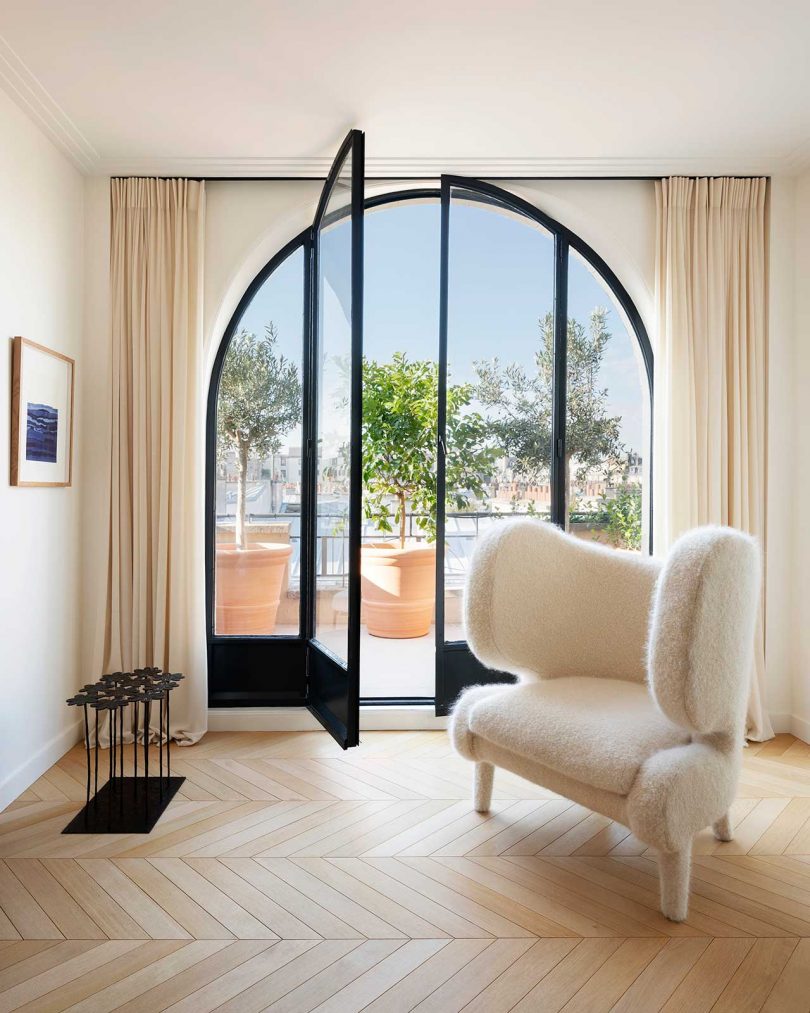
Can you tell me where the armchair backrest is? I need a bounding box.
[465,519,661,684]
[648,526,760,737]
[464,520,761,737]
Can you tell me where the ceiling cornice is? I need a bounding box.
[96,154,786,180]
[0,33,97,172]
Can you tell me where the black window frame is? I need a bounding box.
[434,176,653,714]
[205,185,653,711]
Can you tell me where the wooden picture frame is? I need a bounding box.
[10,336,75,487]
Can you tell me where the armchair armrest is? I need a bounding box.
[647,526,760,737]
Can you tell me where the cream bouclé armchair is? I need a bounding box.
[450,520,760,922]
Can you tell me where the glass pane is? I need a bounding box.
[565,249,650,551]
[314,152,354,663]
[360,199,440,696]
[444,192,555,642]
[214,247,305,635]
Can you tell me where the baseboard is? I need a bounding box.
[0,718,83,812]
[789,713,810,744]
[207,706,448,732]
[769,712,793,734]
[768,711,810,744]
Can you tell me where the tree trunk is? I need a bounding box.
[399,492,407,550]
[236,443,250,550]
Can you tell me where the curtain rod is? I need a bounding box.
[111,174,668,182]
[110,174,771,183]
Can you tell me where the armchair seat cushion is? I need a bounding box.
[466,677,691,795]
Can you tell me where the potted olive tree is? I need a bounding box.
[216,325,302,634]
[361,353,495,638]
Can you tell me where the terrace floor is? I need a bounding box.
[316,625,466,700]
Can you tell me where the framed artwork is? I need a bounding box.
[10,337,74,487]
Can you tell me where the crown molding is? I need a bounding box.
[0,33,98,172]
[95,153,788,180]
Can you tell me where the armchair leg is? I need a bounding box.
[658,845,692,922]
[712,812,733,842]
[474,761,494,813]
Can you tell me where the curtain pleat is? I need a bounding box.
[654,176,772,741]
[102,178,207,744]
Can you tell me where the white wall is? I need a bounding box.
[78,177,112,689]
[789,172,810,740]
[764,176,798,732]
[0,89,85,808]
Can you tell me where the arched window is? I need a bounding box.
[209,239,306,639]
[206,185,652,711]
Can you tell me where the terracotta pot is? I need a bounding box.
[361,543,436,638]
[215,543,293,635]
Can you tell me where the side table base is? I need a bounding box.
[62,776,185,834]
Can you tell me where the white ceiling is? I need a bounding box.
[1,0,809,177]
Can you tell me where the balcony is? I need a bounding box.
[215,507,621,698]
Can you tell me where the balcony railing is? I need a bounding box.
[215,508,613,586]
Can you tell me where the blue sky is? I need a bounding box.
[236,198,647,456]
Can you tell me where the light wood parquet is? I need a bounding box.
[1,731,809,1011]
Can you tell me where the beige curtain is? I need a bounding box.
[654,176,772,741]
[103,178,207,743]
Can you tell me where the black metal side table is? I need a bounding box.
[63,668,186,833]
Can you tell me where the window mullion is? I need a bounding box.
[551,236,569,528]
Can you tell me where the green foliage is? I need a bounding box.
[362,353,496,547]
[217,324,301,463]
[602,483,642,550]
[217,324,302,548]
[474,308,625,485]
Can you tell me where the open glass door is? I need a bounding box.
[435,176,561,714]
[305,130,365,746]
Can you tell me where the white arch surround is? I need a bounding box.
[203,180,320,384]
[204,177,656,387]
[505,180,655,343]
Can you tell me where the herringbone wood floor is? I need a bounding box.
[1,731,809,1011]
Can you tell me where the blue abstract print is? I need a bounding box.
[25,402,58,463]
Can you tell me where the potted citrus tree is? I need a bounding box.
[216,324,302,634]
[361,353,495,638]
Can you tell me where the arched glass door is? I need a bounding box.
[435,177,652,713]
[207,130,365,748]
[306,130,365,746]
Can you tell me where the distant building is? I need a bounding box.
[489,450,642,512]
[626,451,643,481]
